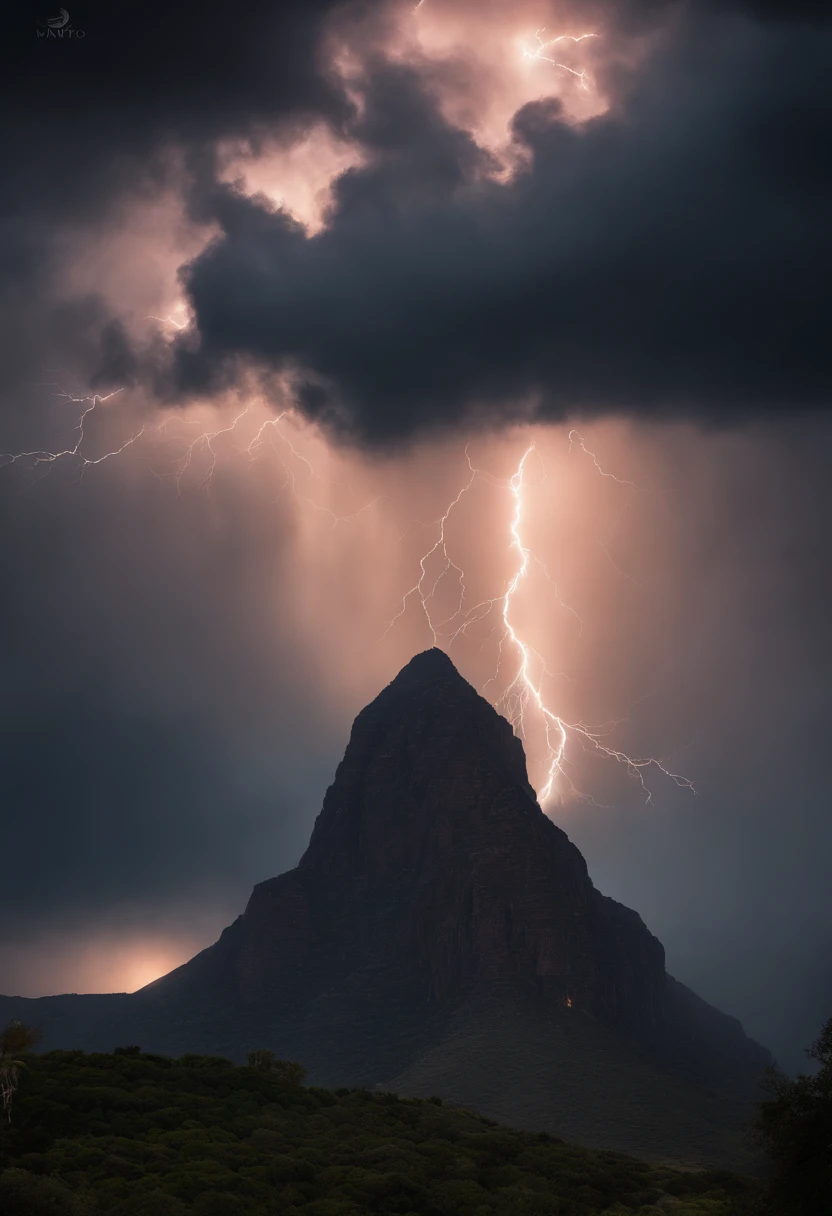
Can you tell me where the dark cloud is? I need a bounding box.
[0,0,349,410]
[2,0,346,200]
[5,1,829,444]
[709,0,830,21]
[163,10,832,445]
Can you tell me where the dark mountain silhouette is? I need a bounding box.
[0,649,771,1167]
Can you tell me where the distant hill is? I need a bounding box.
[0,649,772,1169]
[0,1048,759,1216]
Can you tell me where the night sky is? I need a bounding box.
[1,0,830,1074]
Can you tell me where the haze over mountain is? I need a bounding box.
[0,649,771,1168]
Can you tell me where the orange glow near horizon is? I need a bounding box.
[0,933,208,998]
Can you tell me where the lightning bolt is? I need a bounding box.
[146,314,187,331]
[497,443,570,803]
[567,429,641,488]
[150,404,385,526]
[0,388,144,478]
[1,384,382,529]
[163,404,253,496]
[382,447,479,644]
[242,410,385,526]
[523,28,598,90]
[385,437,694,808]
[497,443,693,805]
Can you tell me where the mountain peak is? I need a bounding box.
[368,646,506,730]
[389,646,461,684]
[297,647,539,881]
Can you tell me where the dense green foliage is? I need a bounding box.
[755,1015,832,1215]
[0,1048,758,1215]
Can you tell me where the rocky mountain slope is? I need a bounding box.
[0,649,771,1167]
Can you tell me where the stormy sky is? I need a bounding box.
[1,0,830,1073]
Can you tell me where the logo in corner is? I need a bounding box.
[37,7,85,37]
[42,7,69,26]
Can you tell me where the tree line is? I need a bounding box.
[0,1013,830,1214]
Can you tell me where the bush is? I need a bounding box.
[0,1049,759,1216]
[191,1193,249,1216]
[0,1167,96,1215]
[755,1015,832,1214]
[245,1051,306,1085]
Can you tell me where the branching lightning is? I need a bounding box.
[1,377,692,810]
[523,28,598,90]
[409,7,598,94]
[0,383,381,528]
[154,405,384,525]
[499,442,694,804]
[382,448,479,644]
[384,436,694,807]
[568,428,641,488]
[146,314,187,331]
[0,388,144,478]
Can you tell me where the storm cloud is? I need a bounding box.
[162,5,832,445]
